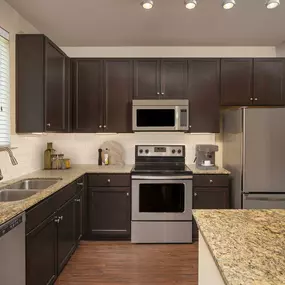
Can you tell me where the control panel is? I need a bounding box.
[137,145,184,157]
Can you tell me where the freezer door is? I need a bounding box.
[243,194,285,209]
[243,108,285,193]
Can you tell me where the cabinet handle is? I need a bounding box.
[157,92,160,95]
[75,199,81,202]
[59,216,63,221]
[103,125,106,128]
[77,182,84,186]
[126,192,129,196]
[47,123,51,127]
[254,98,258,101]
[250,98,253,101]
[107,179,111,183]
[54,217,60,224]
[99,125,102,128]
[161,92,165,96]
[194,192,198,197]
[209,179,213,184]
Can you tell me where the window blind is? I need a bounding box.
[0,27,10,147]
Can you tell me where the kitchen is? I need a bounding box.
[0,0,285,284]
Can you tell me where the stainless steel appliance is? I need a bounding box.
[194,144,219,170]
[131,145,193,243]
[132,100,189,132]
[223,108,285,209]
[0,212,25,285]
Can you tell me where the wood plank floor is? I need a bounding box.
[56,241,198,285]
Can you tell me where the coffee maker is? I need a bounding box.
[194,144,219,170]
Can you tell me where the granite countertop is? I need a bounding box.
[0,164,133,226]
[193,209,285,285]
[188,164,230,175]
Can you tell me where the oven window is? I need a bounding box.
[139,184,185,213]
[136,109,175,127]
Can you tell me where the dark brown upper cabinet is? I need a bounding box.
[16,34,70,133]
[188,59,220,133]
[221,58,253,106]
[134,59,188,99]
[72,59,133,133]
[253,58,285,106]
[72,59,103,132]
[103,60,133,133]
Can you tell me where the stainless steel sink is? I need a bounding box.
[5,178,61,190]
[0,189,40,202]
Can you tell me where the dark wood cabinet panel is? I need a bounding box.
[75,189,84,243]
[253,59,285,106]
[221,58,253,106]
[26,214,57,285]
[88,174,131,187]
[161,59,188,99]
[45,40,67,132]
[16,34,70,133]
[188,59,220,133]
[193,175,229,187]
[89,187,131,240]
[104,60,133,132]
[72,59,103,132]
[134,59,160,99]
[57,198,76,273]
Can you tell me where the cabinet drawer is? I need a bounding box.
[88,174,130,187]
[193,175,229,187]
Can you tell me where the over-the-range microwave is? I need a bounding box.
[132,100,189,132]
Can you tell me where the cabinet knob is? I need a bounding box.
[209,179,213,184]
[254,98,258,101]
[250,98,253,101]
[59,216,63,221]
[77,182,84,186]
[99,125,102,128]
[189,125,191,129]
[103,125,106,128]
[75,199,81,202]
[47,123,51,127]
[126,192,129,196]
[161,92,165,95]
[107,179,111,183]
[194,192,198,197]
[157,92,160,95]
[54,217,60,224]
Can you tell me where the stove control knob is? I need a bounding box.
[139,149,143,154]
[178,149,182,154]
[145,149,149,154]
[172,149,176,154]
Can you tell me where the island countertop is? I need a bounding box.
[193,209,285,285]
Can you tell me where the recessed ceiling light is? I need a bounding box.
[185,0,197,9]
[265,0,280,9]
[141,0,154,9]
[222,0,236,9]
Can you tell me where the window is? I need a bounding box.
[0,27,10,147]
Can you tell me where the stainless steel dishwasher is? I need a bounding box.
[0,212,25,285]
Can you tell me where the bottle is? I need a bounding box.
[44,142,55,169]
[104,148,109,165]
[58,154,65,169]
[98,149,103,166]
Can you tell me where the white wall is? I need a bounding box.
[276,42,285,57]
[0,0,45,182]
[62,46,276,58]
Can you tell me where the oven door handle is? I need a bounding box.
[132,175,193,180]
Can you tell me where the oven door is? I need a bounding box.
[132,106,189,132]
[132,176,193,221]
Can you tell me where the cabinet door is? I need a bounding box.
[89,187,131,239]
[26,214,57,285]
[45,40,67,132]
[104,60,133,133]
[221,58,253,106]
[72,59,103,132]
[188,59,220,133]
[74,189,84,243]
[57,199,76,273]
[253,59,285,106]
[134,59,160,99]
[161,59,188,99]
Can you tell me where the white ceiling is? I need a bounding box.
[5,0,285,46]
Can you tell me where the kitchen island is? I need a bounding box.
[193,209,285,285]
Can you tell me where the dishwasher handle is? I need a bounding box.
[0,213,25,238]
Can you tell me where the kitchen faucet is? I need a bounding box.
[0,147,18,181]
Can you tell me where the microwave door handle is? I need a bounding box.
[175,106,180,130]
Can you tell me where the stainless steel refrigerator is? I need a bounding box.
[223,108,285,209]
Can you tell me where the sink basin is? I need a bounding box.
[0,189,41,202]
[5,178,61,190]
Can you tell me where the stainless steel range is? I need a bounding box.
[131,145,193,244]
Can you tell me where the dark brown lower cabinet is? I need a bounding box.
[192,175,230,240]
[89,187,131,240]
[57,199,76,273]
[75,189,84,243]
[26,214,57,285]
